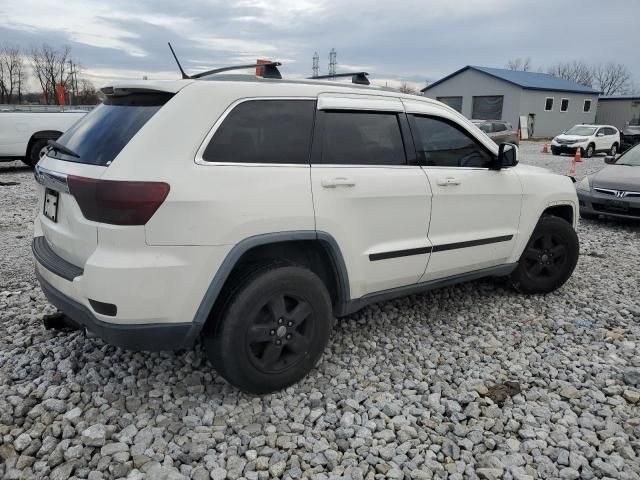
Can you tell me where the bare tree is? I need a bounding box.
[76,78,99,104]
[398,82,418,95]
[592,62,632,96]
[506,57,532,72]
[0,44,26,103]
[547,61,594,87]
[30,44,73,105]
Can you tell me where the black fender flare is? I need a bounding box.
[182,230,350,346]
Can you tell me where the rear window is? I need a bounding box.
[48,92,172,166]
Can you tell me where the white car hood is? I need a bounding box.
[555,134,589,141]
[515,164,552,175]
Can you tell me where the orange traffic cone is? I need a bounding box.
[574,148,582,163]
[542,144,549,154]
[568,157,577,176]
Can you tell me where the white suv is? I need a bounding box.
[551,124,620,158]
[32,67,579,393]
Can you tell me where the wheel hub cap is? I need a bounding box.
[276,325,287,338]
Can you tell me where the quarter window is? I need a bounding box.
[560,98,570,112]
[544,97,554,111]
[410,115,494,168]
[492,122,507,132]
[319,111,406,165]
[202,100,315,164]
[583,99,592,112]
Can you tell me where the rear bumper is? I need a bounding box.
[36,270,194,350]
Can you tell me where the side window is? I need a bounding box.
[597,128,606,136]
[606,127,617,136]
[319,111,406,165]
[560,98,570,112]
[410,115,494,168]
[545,97,554,111]
[478,123,492,134]
[202,100,315,164]
[492,122,507,132]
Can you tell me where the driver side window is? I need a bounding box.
[409,114,493,168]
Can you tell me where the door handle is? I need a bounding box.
[321,177,356,188]
[436,177,461,186]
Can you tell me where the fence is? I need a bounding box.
[0,104,96,113]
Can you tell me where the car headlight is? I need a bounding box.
[576,176,590,192]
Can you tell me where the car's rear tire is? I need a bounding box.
[510,215,579,294]
[610,143,618,156]
[22,138,50,167]
[204,263,333,394]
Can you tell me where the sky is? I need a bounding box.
[0,0,639,91]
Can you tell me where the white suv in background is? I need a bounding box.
[33,67,579,393]
[551,124,620,158]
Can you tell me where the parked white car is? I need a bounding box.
[32,68,579,393]
[551,124,620,158]
[0,109,87,166]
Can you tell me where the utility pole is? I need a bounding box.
[68,60,79,105]
[312,52,319,78]
[329,48,337,79]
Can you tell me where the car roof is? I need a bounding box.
[102,74,433,103]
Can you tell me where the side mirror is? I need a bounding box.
[604,156,616,164]
[597,132,605,137]
[497,143,518,168]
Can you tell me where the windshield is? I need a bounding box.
[48,92,172,166]
[564,126,597,136]
[615,145,640,166]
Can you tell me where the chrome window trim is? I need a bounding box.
[34,164,69,193]
[194,96,317,167]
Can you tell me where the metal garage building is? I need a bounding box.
[421,66,600,138]
[596,95,640,129]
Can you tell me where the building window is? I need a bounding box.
[544,97,554,111]
[583,99,592,113]
[436,96,463,113]
[471,96,504,120]
[560,98,569,112]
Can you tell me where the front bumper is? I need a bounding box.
[551,143,586,155]
[577,190,640,219]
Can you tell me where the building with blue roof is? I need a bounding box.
[421,66,600,137]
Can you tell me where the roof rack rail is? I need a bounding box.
[308,72,370,86]
[167,43,282,80]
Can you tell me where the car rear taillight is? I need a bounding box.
[67,176,170,225]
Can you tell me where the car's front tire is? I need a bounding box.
[510,215,579,294]
[204,263,333,394]
[584,144,595,158]
[610,143,618,156]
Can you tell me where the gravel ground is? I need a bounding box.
[1,143,639,480]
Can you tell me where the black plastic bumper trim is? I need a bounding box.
[36,270,194,351]
[32,236,83,281]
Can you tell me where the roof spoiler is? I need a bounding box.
[168,43,282,80]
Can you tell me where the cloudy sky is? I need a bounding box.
[0,0,638,90]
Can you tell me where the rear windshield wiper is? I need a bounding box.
[47,139,80,158]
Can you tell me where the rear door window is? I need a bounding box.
[48,92,172,166]
[318,111,406,165]
[203,100,315,164]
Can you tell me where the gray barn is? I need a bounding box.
[596,96,640,129]
[421,66,600,138]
